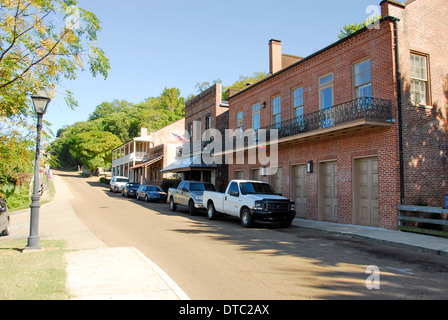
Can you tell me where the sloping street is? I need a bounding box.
[61,171,448,300]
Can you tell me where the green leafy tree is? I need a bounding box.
[0,0,110,117]
[338,15,381,39]
[222,72,268,100]
[69,129,121,171]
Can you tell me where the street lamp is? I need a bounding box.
[26,89,51,250]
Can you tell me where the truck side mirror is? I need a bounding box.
[229,191,239,197]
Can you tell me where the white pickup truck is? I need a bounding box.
[202,180,296,228]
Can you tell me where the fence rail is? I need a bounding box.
[398,205,448,238]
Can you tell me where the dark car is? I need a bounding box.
[121,182,141,198]
[0,198,10,237]
[136,185,167,203]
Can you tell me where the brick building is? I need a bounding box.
[161,83,230,192]
[225,0,447,230]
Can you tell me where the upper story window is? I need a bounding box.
[319,73,334,110]
[252,104,260,131]
[272,95,281,129]
[292,87,304,119]
[205,115,212,130]
[236,111,243,132]
[410,53,429,106]
[188,123,193,138]
[354,59,372,98]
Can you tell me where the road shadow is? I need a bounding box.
[59,171,448,299]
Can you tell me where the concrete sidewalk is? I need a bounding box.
[5,174,189,300]
[292,219,448,257]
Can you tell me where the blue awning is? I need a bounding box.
[160,155,217,173]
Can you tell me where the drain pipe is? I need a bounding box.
[393,17,405,205]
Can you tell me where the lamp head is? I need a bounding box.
[31,88,51,115]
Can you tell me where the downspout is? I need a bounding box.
[393,18,405,205]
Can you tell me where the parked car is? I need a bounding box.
[202,180,296,228]
[110,176,129,193]
[121,182,141,197]
[0,198,10,236]
[136,185,167,202]
[168,181,216,215]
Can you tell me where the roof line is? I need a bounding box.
[227,16,400,101]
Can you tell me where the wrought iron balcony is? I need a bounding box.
[223,97,394,152]
[260,97,393,140]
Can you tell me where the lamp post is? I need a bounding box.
[26,89,51,250]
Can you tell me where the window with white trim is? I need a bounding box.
[410,53,429,105]
[354,59,372,98]
[319,73,334,110]
[272,95,281,129]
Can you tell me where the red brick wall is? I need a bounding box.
[385,0,448,206]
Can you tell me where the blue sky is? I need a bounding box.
[45,0,384,136]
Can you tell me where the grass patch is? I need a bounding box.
[0,240,68,300]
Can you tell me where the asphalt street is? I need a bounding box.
[60,171,448,300]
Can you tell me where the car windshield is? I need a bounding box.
[129,183,140,188]
[240,182,277,195]
[117,178,128,182]
[146,186,162,192]
[190,183,215,192]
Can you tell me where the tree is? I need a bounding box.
[70,130,121,171]
[338,15,381,40]
[0,0,110,117]
[222,72,268,100]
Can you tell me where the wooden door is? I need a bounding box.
[291,164,307,218]
[320,161,338,222]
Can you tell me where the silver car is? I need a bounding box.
[0,198,10,236]
[110,176,129,193]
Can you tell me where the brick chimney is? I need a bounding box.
[269,39,282,75]
[380,0,405,18]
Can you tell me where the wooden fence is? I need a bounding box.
[398,205,448,238]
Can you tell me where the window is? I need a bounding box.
[236,111,243,132]
[319,73,334,110]
[188,123,193,138]
[252,104,260,131]
[272,96,281,129]
[205,115,212,130]
[410,53,429,105]
[354,59,372,98]
[292,86,304,122]
[228,182,239,196]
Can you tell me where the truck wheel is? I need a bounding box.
[188,200,196,216]
[207,202,217,220]
[240,208,254,228]
[169,197,177,211]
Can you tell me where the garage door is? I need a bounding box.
[320,161,338,222]
[270,167,283,195]
[291,164,307,218]
[251,168,261,181]
[355,157,379,227]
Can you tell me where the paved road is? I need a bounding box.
[62,171,448,300]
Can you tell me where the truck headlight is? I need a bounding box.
[253,201,263,210]
[290,203,295,210]
[194,194,203,201]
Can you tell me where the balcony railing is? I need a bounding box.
[112,152,150,166]
[258,97,393,141]
[178,97,393,157]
